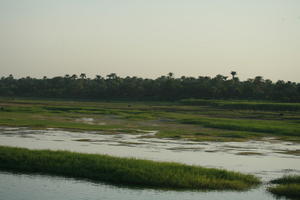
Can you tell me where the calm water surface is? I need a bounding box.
[0,172,276,200]
[0,126,299,200]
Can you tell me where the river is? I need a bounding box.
[0,126,299,199]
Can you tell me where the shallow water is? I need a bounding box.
[0,127,298,181]
[0,126,299,199]
[0,172,277,200]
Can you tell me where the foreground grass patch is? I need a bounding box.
[268,175,300,199]
[0,146,260,190]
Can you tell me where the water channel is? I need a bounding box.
[0,127,299,200]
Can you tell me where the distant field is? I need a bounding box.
[0,98,299,142]
[180,99,300,111]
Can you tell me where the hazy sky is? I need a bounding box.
[0,0,299,81]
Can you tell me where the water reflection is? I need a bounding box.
[0,172,277,200]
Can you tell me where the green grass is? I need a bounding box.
[0,112,124,131]
[268,185,300,199]
[180,99,300,111]
[268,175,300,199]
[0,146,260,190]
[175,115,300,136]
[270,175,300,184]
[0,98,300,143]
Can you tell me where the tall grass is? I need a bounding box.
[268,175,300,199]
[0,146,260,190]
[270,175,300,184]
[268,185,300,199]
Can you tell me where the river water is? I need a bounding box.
[0,126,299,200]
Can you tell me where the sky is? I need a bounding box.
[0,0,299,82]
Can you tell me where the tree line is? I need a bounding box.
[0,72,299,102]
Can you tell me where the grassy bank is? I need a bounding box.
[0,98,299,142]
[180,99,300,111]
[268,175,300,199]
[0,146,260,190]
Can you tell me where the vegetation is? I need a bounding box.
[0,73,299,101]
[268,175,300,199]
[270,175,300,185]
[180,99,300,111]
[0,146,260,190]
[0,98,299,142]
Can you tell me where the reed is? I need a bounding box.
[268,175,300,199]
[0,146,260,190]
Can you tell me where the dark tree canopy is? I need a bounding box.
[0,73,299,102]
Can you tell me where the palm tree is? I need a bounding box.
[231,71,237,79]
[95,75,102,80]
[71,74,77,80]
[107,73,117,79]
[168,72,174,79]
[80,73,86,79]
[215,74,228,81]
[254,76,263,84]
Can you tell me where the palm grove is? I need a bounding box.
[0,72,299,102]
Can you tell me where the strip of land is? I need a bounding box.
[0,146,260,190]
[268,175,300,199]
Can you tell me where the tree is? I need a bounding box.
[80,73,86,79]
[0,73,299,102]
[95,75,102,80]
[231,71,237,79]
[71,74,77,80]
[167,72,174,79]
[107,73,117,79]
